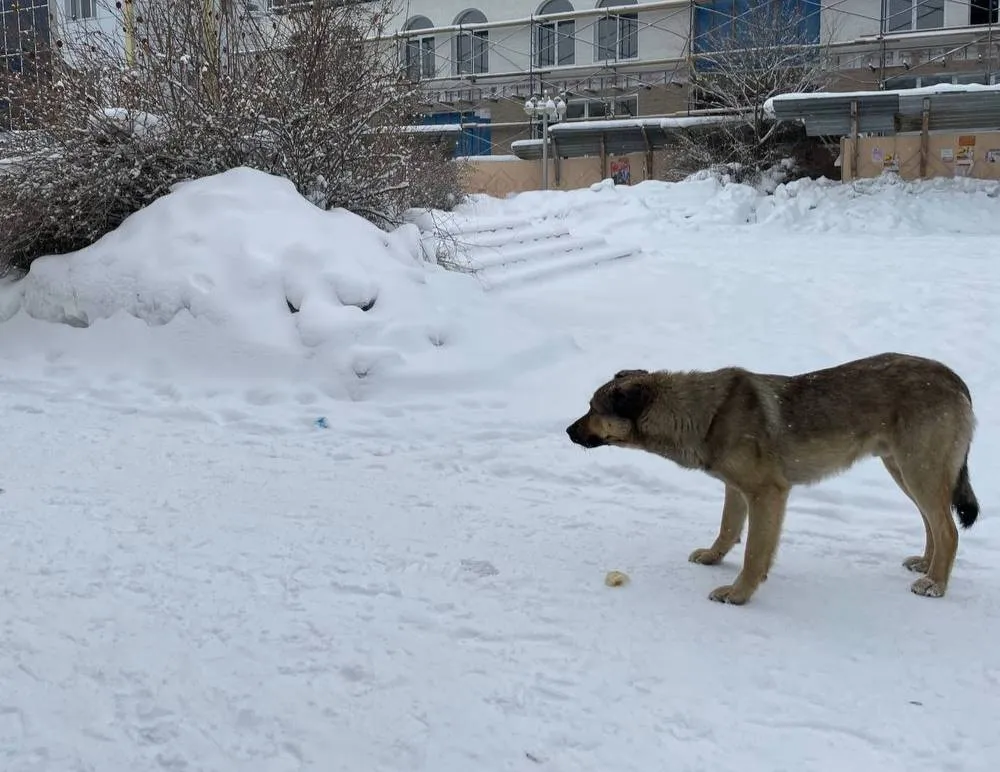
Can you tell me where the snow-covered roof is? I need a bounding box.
[549,115,741,134]
[764,82,1000,118]
[510,114,743,160]
[765,82,1000,135]
[402,124,464,134]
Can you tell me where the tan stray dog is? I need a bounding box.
[565,353,979,605]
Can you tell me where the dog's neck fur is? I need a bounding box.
[634,371,731,471]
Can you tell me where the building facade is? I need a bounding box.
[389,0,1000,153]
[43,0,1000,152]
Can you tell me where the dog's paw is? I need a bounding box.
[708,583,751,605]
[902,555,930,573]
[910,576,946,598]
[688,547,723,565]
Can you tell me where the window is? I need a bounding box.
[691,0,821,66]
[885,0,944,32]
[455,9,488,74]
[595,0,637,61]
[536,0,575,67]
[970,0,999,25]
[66,0,97,19]
[404,16,436,80]
[563,95,637,121]
[0,0,48,127]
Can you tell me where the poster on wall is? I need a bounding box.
[871,147,884,163]
[956,135,976,165]
[986,149,1000,163]
[610,158,631,185]
[941,148,954,162]
[883,153,899,172]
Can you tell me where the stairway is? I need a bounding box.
[409,210,641,290]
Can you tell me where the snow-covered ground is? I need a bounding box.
[2,169,999,772]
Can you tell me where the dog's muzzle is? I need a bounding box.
[566,417,606,449]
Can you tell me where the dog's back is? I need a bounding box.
[760,352,975,487]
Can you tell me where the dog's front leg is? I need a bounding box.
[709,483,788,605]
[689,484,748,565]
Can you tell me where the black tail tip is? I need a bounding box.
[957,503,979,529]
[952,460,979,529]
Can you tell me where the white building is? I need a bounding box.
[388,0,999,152]
[35,0,1000,153]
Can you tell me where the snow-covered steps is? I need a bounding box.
[476,242,637,290]
[454,220,571,250]
[463,234,611,271]
[406,208,642,289]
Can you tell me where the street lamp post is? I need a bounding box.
[524,90,567,190]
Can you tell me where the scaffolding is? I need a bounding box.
[387,0,999,117]
[0,0,53,128]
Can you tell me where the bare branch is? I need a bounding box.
[0,0,463,273]
[673,0,836,181]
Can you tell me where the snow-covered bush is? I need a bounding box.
[0,0,463,275]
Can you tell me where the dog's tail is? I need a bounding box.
[952,453,979,529]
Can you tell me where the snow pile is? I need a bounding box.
[452,173,1000,241]
[0,167,571,397]
[92,107,164,140]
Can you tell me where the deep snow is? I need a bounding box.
[2,169,999,772]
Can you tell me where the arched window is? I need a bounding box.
[536,0,576,67]
[404,16,436,80]
[454,9,489,74]
[596,0,638,61]
[405,15,434,31]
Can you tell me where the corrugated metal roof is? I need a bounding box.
[898,90,1000,132]
[769,93,898,136]
[769,85,1000,136]
[510,116,738,159]
[508,87,1000,160]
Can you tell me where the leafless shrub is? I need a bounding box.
[0,0,464,273]
[669,0,836,183]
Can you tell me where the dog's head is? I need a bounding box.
[566,369,654,449]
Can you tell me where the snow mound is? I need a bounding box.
[2,167,572,397]
[450,173,1000,238]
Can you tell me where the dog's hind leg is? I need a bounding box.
[882,456,933,574]
[709,483,789,605]
[689,484,748,566]
[896,460,959,598]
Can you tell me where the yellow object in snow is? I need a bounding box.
[604,570,629,587]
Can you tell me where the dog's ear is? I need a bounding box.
[610,379,653,421]
[614,368,649,380]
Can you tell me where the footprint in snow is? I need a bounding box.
[461,559,499,577]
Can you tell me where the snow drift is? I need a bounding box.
[451,172,1000,237]
[0,167,572,397]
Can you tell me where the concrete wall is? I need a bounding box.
[841,131,1000,181]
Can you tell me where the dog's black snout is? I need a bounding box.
[567,419,601,448]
